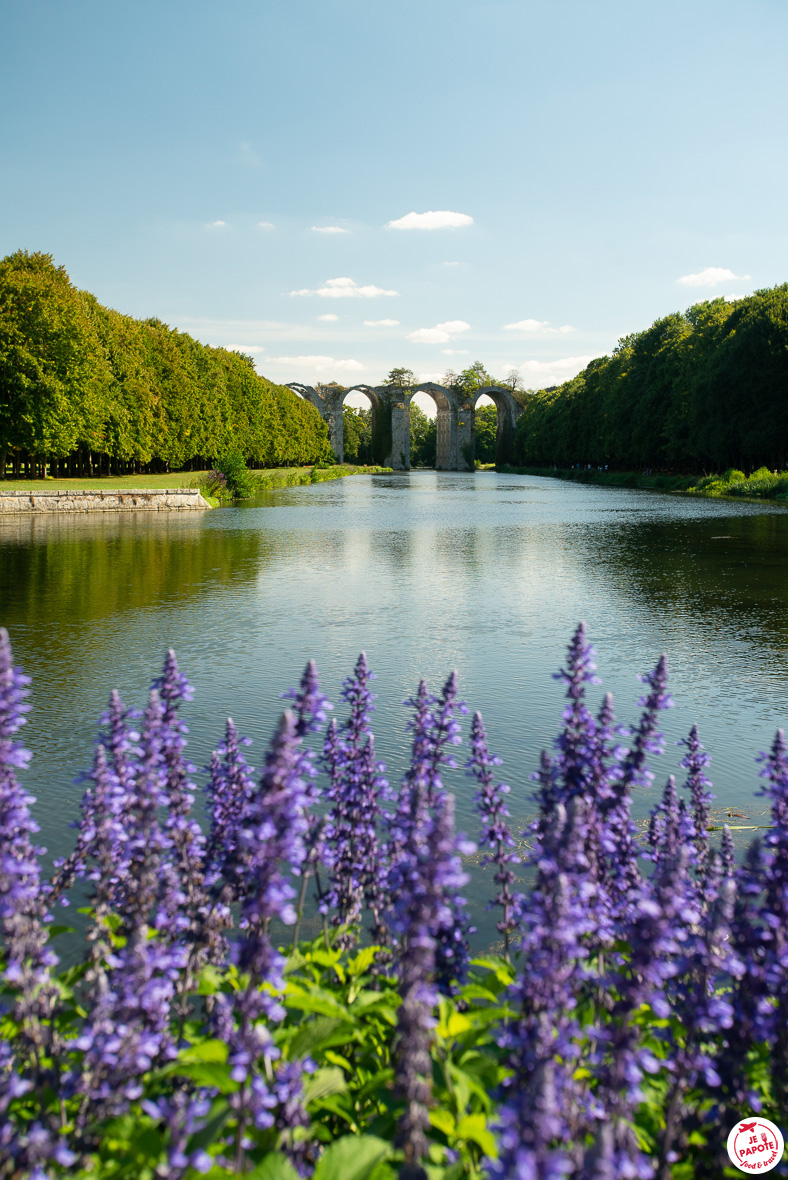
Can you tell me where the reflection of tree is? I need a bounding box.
[592,514,788,653]
[0,514,269,635]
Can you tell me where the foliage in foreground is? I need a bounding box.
[1,626,788,1179]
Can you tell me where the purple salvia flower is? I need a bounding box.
[603,653,672,918]
[497,800,592,1178]
[551,621,602,803]
[468,710,520,957]
[754,728,788,1119]
[587,848,698,1180]
[114,689,171,931]
[720,824,735,878]
[678,724,715,878]
[646,776,694,874]
[204,718,256,894]
[0,631,66,1177]
[151,651,207,944]
[284,657,332,741]
[656,868,741,1178]
[323,654,387,941]
[73,930,185,1117]
[213,708,310,1167]
[390,793,469,1175]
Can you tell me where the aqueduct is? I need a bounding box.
[286,381,525,470]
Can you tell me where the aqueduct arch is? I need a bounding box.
[286,380,523,470]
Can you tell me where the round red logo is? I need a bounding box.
[727,1118,784,1173]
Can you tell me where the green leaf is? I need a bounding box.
[47,924,76,938]
[246,1154,301,1180]
[429,1108,456,1137]
[288,1015,358,1059]
[313,1134,393,1180]
[346,946,378,978]
[456,1113,497,1156]
[177,1039,228,1065]
[303,1066,348,1105]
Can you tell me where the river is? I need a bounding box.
[3,471,788,941]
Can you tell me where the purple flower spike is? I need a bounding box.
[679,724,715,876]
[603,653,672,918]
[390,793,470,1171]
[323,655,388,941]
[150,651,207,944]
[204,718,256,894]
[467,711,520,956]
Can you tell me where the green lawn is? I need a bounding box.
[0,471,212,492]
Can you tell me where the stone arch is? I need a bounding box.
[472,386,523,466]
[406,383,458,470]
[341,385,383,465]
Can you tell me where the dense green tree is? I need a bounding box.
[410,403,437,467]
[0,251,331,477]
[384,367,416,388]
[343,406,372,463]
[0,251,110,474]
[474,403,497,463]
[512,285,788,474]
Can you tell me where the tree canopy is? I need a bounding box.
[512,285,788,472]
[0,251,331,475]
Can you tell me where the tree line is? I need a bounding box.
[0,250,331,479]
[513,283,788,472]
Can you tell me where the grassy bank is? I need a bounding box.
[498,463,788,502]
[0,464,392,504]
[199,463,393,504]
[497,464,699,491]
[0,471,214,492]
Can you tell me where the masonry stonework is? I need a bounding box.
[287,381,523,470]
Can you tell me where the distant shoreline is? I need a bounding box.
[497,464,788,504]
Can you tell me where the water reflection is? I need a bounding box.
[3,473,788,926]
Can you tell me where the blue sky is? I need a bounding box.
[3,0,787,410]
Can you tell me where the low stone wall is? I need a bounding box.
[0,489,211,514]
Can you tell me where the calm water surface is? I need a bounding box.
[3,471,788,936]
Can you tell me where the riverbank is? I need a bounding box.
[0,464,392,505]
[497,464,788,502]
[198,463,393,503]
[0,488,210,514]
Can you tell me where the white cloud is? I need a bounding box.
[317,314,339,322]
[257,220,275,229]
[386,210,474,230]
[408,319,470,344]
[503,319,574,335]
[231,345,264,353]
[269,355,365,373]
[516,355,596,386]
[416,373,445,385]
[310,225,350,234]
[364,318,400,327]
[207,220,226,228]
[291,276,398,298]
[441,348,469,355]
[677,266,751,288]
[442,260,462,267]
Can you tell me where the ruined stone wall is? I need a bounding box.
[0,489,211,514]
